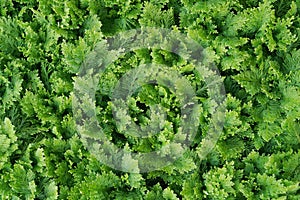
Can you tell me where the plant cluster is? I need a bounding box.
[0,0,299,199]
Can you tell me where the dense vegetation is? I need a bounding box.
[0,0,299,199]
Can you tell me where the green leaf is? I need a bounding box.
[258,122,282,142]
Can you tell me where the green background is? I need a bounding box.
[0,0,299,199]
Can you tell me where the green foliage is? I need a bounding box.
[203,162,238,199]
[0,0,299,199]
[0,118,18,170]
[139,2,175,28]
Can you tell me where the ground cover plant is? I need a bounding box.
[0,0,299,199]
